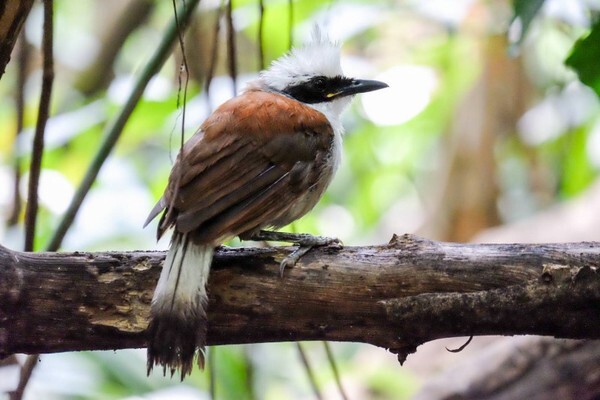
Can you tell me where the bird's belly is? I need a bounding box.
[270,159,336,228]
[274,185,325,226]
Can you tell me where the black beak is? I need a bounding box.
[333,79,388,98]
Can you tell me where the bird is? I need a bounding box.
[144,30,388,379]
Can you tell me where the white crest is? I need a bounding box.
[259,27,343,91]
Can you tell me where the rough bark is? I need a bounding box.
[0,0,34,79]
[1,234,599,363]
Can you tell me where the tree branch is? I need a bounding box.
[1,235,599,363]
[24,0,54,252]
[0,0,34,79]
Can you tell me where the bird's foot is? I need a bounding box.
[279,246,313,276]
[244,230,342,276]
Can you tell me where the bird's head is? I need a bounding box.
[256,29,388,126]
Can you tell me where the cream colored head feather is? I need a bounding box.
[259,28,343,91]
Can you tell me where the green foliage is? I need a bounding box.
[511,0,546,45]
[566,20,600,98]
[211,346,256,400]
[560,124,598,197]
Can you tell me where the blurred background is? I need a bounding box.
[1,0,600,399]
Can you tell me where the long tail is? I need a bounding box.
[147,233,213,379]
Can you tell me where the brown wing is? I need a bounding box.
[146,89,334,244]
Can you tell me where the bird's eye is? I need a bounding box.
[313,77,326,89]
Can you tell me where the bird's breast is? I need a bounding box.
[270,131,341,228]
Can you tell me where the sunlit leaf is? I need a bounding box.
[566,20,600,98]
[560,125,596,197]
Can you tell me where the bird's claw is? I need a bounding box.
[279,236,342,277]
[279,246,312,277]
